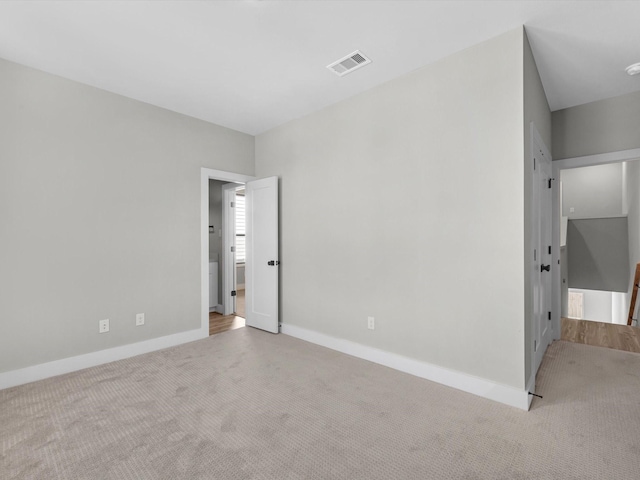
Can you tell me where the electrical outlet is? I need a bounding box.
[136,313,145,326]
[99,319,109,334]
[367,316,375,330]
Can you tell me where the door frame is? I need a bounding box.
[551,147,640,341]
[201,168,255,335]
[221,183,238,316]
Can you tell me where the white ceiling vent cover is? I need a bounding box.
[327,50,371,77]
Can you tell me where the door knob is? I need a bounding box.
[541,264,550,272]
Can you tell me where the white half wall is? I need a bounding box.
[568,288,612,323]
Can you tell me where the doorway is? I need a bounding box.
[200,168,254,336]
[208,180,246,336]
[200,168,281,337]
[552,148,640,352]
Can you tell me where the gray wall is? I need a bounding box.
[567,218,629,292]
[523,29,553,385]
[0,58,254,373]
[553,87,640,317]
[561,163,623,218]
[256,28,531,389]
[552,90,640,160]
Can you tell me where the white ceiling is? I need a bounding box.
[1,1,639,135]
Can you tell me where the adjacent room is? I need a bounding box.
[558,160,640,352]
[2,2,640,479]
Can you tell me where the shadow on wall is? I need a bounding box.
[567,217,629,293]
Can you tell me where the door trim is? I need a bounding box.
[221,184,237,316]
[553,147,640,170]
[201,168,255,335]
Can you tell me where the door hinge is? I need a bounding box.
[548,311,551,320]
[548,179,552,188]
[231,290,237,297]
[534,340,537,351]
[533,158,536,170]
[230,201,235,208]
[548,246,551,255]
[230,246,235,252]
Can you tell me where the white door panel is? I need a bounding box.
[246,176,279,333]
[533,138,553,374]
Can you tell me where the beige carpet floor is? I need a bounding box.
[2,330,640,479]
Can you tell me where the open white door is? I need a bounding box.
[245,176,279,333]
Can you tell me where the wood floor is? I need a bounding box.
[561,317,640,354]
[209,313,245,335]
[234,288,245,319]
[209,289,245,336]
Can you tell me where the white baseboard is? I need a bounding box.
[0,328,208,391]
[281,324,531,411]
[209,304,223,314]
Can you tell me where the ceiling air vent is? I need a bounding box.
[327,50,371,77]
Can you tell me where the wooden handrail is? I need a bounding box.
[627,263,640,326]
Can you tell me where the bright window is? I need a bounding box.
[235,193,245,263]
